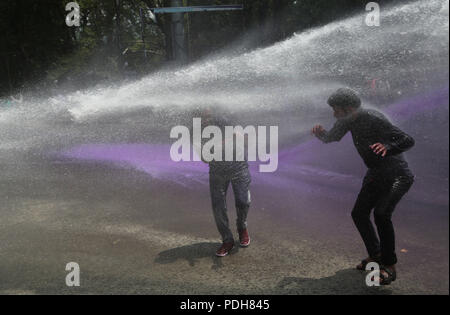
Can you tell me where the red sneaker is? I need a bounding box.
[239,229,251,247]
[216,242,234,257]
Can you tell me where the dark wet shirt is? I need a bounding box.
[317,108,415,176]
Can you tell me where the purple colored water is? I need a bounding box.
[59,87,449,203]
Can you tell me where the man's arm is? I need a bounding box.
[312,119,350,143]
[370,117,415,157]
[383,125,415,155]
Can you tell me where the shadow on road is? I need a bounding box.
[155,245,395,294]
[155,242,235,270]
[276,269,393,295]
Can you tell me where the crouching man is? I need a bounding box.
[312,88,415,285]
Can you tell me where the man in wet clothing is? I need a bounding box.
[312,88,415,285]
[193,109,252,257]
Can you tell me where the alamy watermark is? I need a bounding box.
[365,262,381,287]
[365,2,381,27]
[170,118,279,173]
[66,2,80,27]
[65,262,80,287]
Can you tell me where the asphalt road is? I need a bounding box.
[0,158,448,295]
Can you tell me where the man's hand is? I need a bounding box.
[312,125,326,137]
[370,143,388,157]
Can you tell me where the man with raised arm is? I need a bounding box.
[312,88,415,285]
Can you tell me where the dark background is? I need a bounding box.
[0,0,403,97]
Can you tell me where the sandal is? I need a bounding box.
[356,256,381,271]
[379,266,397,285]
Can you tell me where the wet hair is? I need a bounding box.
[327,88,362,109]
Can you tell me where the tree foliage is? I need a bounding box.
[0,0,399,96]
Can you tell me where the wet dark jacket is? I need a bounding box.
[317,108,415,176]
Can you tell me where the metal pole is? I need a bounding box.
[171,0,188,63]
[139,8,147,59]
[153,5,243,13]
[150,4,243,63]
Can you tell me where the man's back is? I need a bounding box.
[206,116,249,176]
